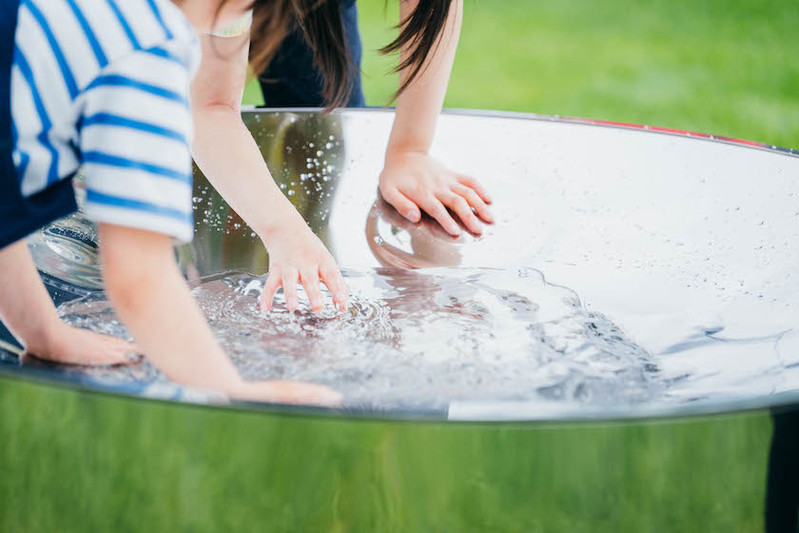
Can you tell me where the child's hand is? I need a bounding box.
[260,213,349,313]
[25,323,136,366]
[378,150,494,237]
[234,380,342,407]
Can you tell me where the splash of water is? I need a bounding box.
[57,267,661,409]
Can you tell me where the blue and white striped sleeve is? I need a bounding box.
[78,40,196,243]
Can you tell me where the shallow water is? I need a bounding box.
[22,109,796,414]
[57,267,664,410]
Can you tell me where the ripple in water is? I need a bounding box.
[57,267,661,409]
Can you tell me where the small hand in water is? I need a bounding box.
[234,380,342,407]
[23,323,137,366]
[260,212,348,314]
[379,150,494,237]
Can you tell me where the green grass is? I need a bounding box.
[3,0,797,530]
[247,0,799,149]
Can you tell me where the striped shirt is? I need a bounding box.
[11,0,200,242]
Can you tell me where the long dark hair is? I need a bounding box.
[248,0,455,109]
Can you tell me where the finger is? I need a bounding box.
[100,338,133,365]
[420,197,462,237]
[300,268,324,312]
[382,186,421,223]
[108,337,140,363]
[320,263,349,312]
[438,192,483,235]
[281,267,300,311]
[261,268,282,312]
[267,381,342,407]
[108,336,136,352]
[457,174,492,204]
[452,183,495,223]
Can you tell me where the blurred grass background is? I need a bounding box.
[246,0,799,149]
[3,0,797,531]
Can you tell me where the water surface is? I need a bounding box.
[58,267,664,410]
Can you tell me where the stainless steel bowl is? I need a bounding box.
[2,109,798,531]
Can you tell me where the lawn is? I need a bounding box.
[247,0,799,150]
[2,0,796,531]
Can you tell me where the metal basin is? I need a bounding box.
[1,109,798,531]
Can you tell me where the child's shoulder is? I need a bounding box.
[19,0,197,67]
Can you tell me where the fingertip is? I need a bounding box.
[406,207,421,223]
[449,223,463,236]
[478,203,495,222]
[475,187,493,205]
[318,388,343,407]
[261,289,277,310]
[328,392,343,407]
[331,290,346,312]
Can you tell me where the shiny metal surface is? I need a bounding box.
[0,374,788,531]
[9,108,799,420]
[190,109,799,419]
[2,109,799,531]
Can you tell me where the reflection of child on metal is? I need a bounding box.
[0,0,338,406]
[366,196,463,270]
[192,0,494,314]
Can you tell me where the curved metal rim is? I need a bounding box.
[242,105,799,158]
[3,354,798,424]
[5,107,796,424]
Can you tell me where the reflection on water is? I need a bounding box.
[27,211,104,290]
[56,267,661,409]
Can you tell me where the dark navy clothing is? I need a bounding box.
[2,0,199,249]
[1,0,76,250]
[259,0,365,108]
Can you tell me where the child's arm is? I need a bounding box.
[0,240,133,364]
[190,33,348,314]
[98,223,341,406]
[379,0,493,236]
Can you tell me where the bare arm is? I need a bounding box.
[389,0,462,156]
[379,0,493,236]
[0,239,132,364]
[99,224,241,391]
[190,32,348,313]
[99,224,341,405]
[190,33,293,245]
